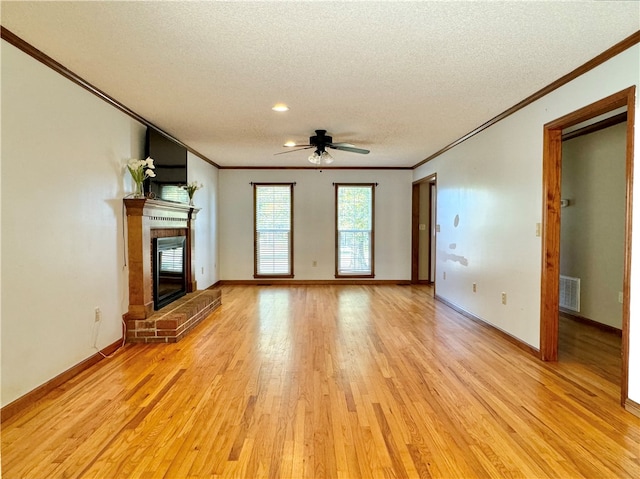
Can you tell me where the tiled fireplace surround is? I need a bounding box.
[123,198,221,343]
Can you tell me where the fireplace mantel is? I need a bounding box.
[124,198,200,320]
[124,197,199,224]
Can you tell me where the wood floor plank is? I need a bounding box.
[2,284,640,478]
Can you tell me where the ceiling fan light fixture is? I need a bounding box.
[320,151,334,164]
[308,152,321,165]
[272,103,289,112]
[280,129,367,164]
[308,150,333,165]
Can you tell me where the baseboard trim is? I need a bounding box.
[435,294,539,357]
[1,337,124,423]
[218,279,412,286]
[625,398,640,419]
[559,310,622,336]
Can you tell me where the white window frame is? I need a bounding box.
[335,183,375,278]
[254,183,294,278]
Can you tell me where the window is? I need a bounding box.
[159,246,184,273]
[335,183,375,277]
[159,185,189,203]
[254,183,294,277]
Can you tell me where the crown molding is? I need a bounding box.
[218,166,412,170]
[4,25,636,172]
[413,30,640,169]
[0,26,220,169]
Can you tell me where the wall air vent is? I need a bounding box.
[559,275,580,312]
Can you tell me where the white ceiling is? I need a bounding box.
[1,1,638,168]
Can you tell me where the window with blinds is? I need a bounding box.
[159,185,189,203]
[335,184,375,277]
[254,183,294,277]
[159,247,184,273]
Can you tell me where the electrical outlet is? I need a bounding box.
[501,293,507,305]
[619,292,624,304]
[536,223,541,237]
[473,283,477,293]
[312,260,317,267]
[201,267,204,274]
[94,307,101,322]
[443,271,446,280]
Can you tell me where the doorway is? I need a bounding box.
[540,87,635,405]
[412,175,437,286]
[559,114,626,386]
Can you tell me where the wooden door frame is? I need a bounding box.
[411,175,437,284]
[540,86,635,406]
[411,183,420,283]
[428,181,437,283]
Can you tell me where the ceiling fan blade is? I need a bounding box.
[328,144,370,154]
[330,142,356,147]
[274,146,314,155]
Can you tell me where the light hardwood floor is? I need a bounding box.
[2,285,639,478]
[558,313,622,384]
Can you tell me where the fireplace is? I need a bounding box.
[123,198,222,343]
[153,236,187,310]
[123,199,198,319]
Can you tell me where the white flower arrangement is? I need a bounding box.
[127,157,156,197]
[127,157,156,183]
[182,181,203,199]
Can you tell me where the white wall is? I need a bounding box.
[0,41,221,408]
[414,45,640,403]
[561,123,626,328]
[1,41,146,406]
[188,152,220,288]
[219,169,412,280]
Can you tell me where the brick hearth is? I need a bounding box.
[126,288,221,343]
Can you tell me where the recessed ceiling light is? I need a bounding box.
[284,141,296,147]
[272,103,289,112]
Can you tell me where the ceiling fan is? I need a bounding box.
[276,129,369,165]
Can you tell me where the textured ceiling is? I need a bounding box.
[1,1,638,168]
